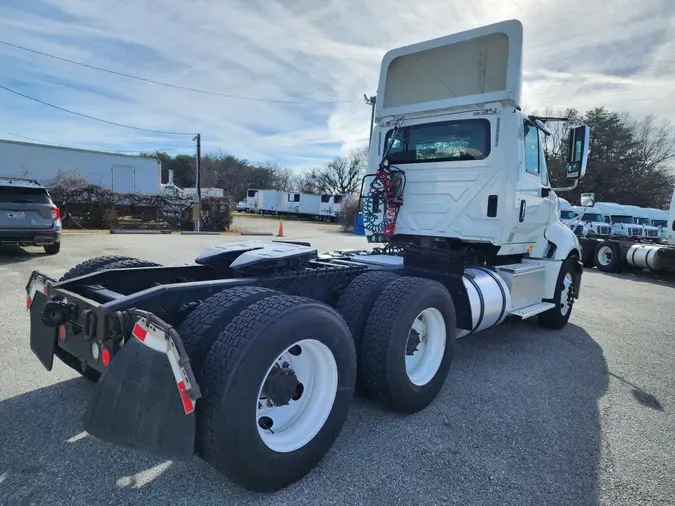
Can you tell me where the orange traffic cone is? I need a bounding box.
[277,219,284,237]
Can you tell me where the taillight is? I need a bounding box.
[101,347,111,367]
[51,207,61,220]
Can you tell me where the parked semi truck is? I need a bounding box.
[592,202,643,239]
[579,190,675,272]
[26,20,591,492]
[622,205,660,241]
[571,206,612,238]
[644,207,669,241]
[0,139,162,194]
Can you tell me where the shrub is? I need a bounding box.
[337,197,360,233]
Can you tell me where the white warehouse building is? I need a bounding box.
[0,139,162,195]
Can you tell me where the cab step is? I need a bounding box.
[509,302,555,320]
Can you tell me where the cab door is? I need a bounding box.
[510,121,555,247]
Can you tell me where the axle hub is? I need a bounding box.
[263,365,300,406]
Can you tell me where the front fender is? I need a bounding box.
[531,219,582,260]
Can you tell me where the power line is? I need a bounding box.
[0,39,354,105]
[0,128,193,154]
[0,84,194,135]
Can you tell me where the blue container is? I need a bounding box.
[353,212,366,236]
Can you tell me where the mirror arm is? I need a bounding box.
[552,180,579,193]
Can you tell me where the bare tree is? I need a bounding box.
[306,147,368,195]
[542,107,675,208]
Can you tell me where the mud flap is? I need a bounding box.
[83,337,196,462]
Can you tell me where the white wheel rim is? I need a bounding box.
[597,245,612,266]
[256,339,338,453]
[560,273,573,316]
[404,308,446,386]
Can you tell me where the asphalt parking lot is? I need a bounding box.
[1,217,674,506]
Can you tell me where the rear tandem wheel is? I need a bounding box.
[359,276,457,413]
[197,294,356,491]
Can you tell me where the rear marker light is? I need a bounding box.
[58,325,67,341]
[101,347,111,367]
[26,296,32,310]
[51,207,61,221]
[91,342,100,361]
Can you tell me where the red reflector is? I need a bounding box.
[26,296,32,310]
[132,323,147,342]
[51,207,61,220]
[101,347,111,366]
[177,380,195,414]
[58,325,67,341]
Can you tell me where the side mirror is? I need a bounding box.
[580,193,595,207]
[566,125,590,180]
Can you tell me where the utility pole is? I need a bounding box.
[193,133,201,232]
[363,94,376,150]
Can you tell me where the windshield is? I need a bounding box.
[385,119,491,164]
[0,187,51,204]
[634,217,650,225]
[653,220,667,227]
[560,210,575,220]
[582,213,603,222]
[611,215,635,224]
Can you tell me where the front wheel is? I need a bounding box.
[539,257,578,329]
[198,295,356,492]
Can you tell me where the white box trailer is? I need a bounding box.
[299,193,321,217]
[319,194,333,218]
[0,139,161,194]
[246,189,284,214]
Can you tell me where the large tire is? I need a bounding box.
[360,276,457,413]
[59,255,138,281]
[581,245,596,268]
[198,295,356,492]
[594,241,622,272]
[539,257,579,330]
[335,270,400,366]
[101,259,161,271]
[55,256,160,381]
[178,286,280,377]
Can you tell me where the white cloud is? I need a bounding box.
[0,0,673,169]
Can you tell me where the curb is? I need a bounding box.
[110,229,171,235]
[181,231,222,236]
[240,231,274,236]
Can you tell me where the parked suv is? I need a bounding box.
[0,177,61,254]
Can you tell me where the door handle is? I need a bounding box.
[519,200,526,222]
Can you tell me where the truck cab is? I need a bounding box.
[362,19,590,328]
[366,20,588,262]
[571,206,612,237]
[644,207,669,242]
[622,205,660,241]
[592,202,642,239]
[559,198,584,237]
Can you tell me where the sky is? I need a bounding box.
[0,0,674,170]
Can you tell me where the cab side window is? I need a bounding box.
[524,123,540,175]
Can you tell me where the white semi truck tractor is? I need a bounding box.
[24,20,592,492]
[579,190,675,272]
